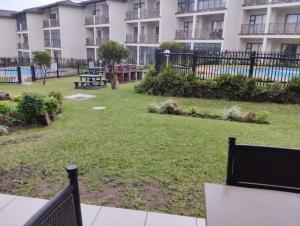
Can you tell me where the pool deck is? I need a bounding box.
[0,193,206,226]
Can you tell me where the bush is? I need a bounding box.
[159,100,182,115]
[256,111,270,123]
[147,104,161,113]
[159,41,182,51]
[190,107,198,115]
[17,93,46,124]
[49,91,63,106]
[0,102,13,116]
[267,82,283,91]
[286,78,300,92]
[0,125,8,136]
[45,97,60,119]
[12,94,22,102]
[243,112,256,122]
[221,106,241,121]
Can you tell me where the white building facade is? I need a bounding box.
[1,0,300,64]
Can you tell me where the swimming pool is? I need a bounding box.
[0,67,32,76]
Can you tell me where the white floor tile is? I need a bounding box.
[0,194,16,211]
[145,212,197,226]
[81,204,102,226]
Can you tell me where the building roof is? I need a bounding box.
[0,10,17,18]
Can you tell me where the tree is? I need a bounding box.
[98,41,129,89]
[32,51,51,86]
[159,41,182,51]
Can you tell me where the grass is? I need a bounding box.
[1,77,300,217]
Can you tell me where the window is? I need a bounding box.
[183,21,193,38]
[246,43,262,52]
[139,47,156,65]
[49,13,57,19]
[285,14,300,33]
[181,43,192,50]
[93,10,102,16]
[178,0,195,13]
[198,0,226,10]
[127,46,138,64]
[44,30,50,47]
[281,44,300,55]
[212,20,223,30]
[16,14,27,31]
[249,15,266,33]
[51,30,61,48]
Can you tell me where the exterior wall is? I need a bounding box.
[0,17,17,57]
[59,6,86,59]
[160,0,177,42]
[27,13,44,53]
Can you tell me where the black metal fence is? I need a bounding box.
[0,57,91,84]
[155,50,300,84]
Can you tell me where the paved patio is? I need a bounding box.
[0,193,206,226]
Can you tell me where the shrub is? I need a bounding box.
[221,106,241,121]
[267,82,283,91]
[159,100,182,115]
[0,125,8,136]
[147,104,161,113]
[45,97,60,119]
[159,41,182,51]
[256,111,270,123]
[286,78,300,92]
[17,93,46,124]
[0,102,13,116]
[157,66,184,96]
[12,94,22,102]
[243,112,256,122]
[190,107,198,115]
[49,91,63,106]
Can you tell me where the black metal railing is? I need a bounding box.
[240,24,265,35]
[269,23,300,34]
[175,29,193,40]
[85,15,109,25]
[177,3,195,13]
[155,50,300,85]
[140,8,160,19]
[126,34,138,43]
[43,19,60,28]
[243,0,268,6]
[139,33,159,44]
[194,29,223,39]
[24,165,83,226]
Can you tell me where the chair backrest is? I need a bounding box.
[24,165,83,226]
[226,137,300,193]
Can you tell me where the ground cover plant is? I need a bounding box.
[147,100,270,124]
[0,77,300,218]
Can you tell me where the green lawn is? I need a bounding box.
[1,77,300,217]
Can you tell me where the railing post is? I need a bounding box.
[77,63,80,75]
[56,58,59,78]
[226,137,236,185]
[31,65,36,82]
[192,51,197,73]
[249,51,256,78]
[66,165,83,226]
[155,49,160,72]
[17,66,22,84]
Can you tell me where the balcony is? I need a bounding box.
[126,34,138,43]
[175,29,193,40]
[126,8,160,20]
[194,29,223,39]
[86,37,109,46]
[269,23,300,35]
[177,4,194,14]
[243,0,268,6]
[271,0,300,3]
[44,39,61,48]
[17,42,29,50]
[139,34,159,44]
[197,0,226,12]
[85,15,109,26]
[240,24,265,35]
[43,19,60,28]
[17,24,28,32]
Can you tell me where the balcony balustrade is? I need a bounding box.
[175,29,193,40]
[197,0,226,12]
[194,29,223,39]
[126,34,138,43]
[243,0,268,6]
[43,19,60,28]
[139,33,159,44]
[44,39,61,48]
[126,8,160,20]
[85,15,109,25]
[17,42,29,50]
[269,22,300,34]
[240,23,265,35]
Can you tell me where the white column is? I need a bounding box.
[137,45,140,65]
[194,0,198,11]
[138,22,141,43]
[94,27,97,46]
[192,15,197,39]
[265,7,272,34]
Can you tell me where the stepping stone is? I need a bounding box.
[64,94,96,100]
[92,106,106,110]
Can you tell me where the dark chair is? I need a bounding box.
[24,165,83,226]
[226,137,300,193]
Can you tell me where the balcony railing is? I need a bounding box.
[194,29,223,39]
[44,39,61,48]
[139,34,159,44]
[43,19,60,28]
[177,4,194,14]
[17,42,29,50]
[17,23,28,32]
[126,34,138,43]
[86,37,109,46]
[126,8,160,20]
[269,23,300,34]
[271,0,300,3]
[240,24,265,35]
[175,29,193,40]
[85,15,109,25]
[96,38,109,46]
[197,0,226,11]
[243,0,268,6]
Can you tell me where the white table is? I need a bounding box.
[204,183,300,226]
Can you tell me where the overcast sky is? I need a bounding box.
[0,0,81,11]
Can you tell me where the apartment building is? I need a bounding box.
[1,0,300,64]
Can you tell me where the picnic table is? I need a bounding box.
[74,74,107,89]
